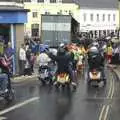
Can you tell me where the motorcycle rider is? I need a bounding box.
[87,45,106,83]
[47,44,77,87]
[0,54,11,90]
[37,47,51,73]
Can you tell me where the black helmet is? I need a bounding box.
[58,47,65,55]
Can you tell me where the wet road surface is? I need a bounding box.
[0,67,119,120]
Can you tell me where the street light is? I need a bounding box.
[118,0,120,40]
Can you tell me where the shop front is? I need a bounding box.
[0,8,29,74]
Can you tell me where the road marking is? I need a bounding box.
[99,105,106,120]
[110,77,115,99]
[107,75,113,99]
[0,97,40,115]
[0,117,7,120]
[99,73,114,120]
[103,105,110,120]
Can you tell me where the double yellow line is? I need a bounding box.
[99,74,115,120]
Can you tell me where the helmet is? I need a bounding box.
[59,43,65,48]
[58,47,65,55]
[92,42,99,48]
[40,44,49,53]
[89,46,99,54]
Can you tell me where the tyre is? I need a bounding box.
[5,89,14,102]
[41,79,46,85]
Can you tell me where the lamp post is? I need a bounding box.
[118,0,120,40]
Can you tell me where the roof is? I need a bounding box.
[0,6,29,12]
[0,2,29,12]
[63,0,118,9]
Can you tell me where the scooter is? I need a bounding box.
[55,73,71,90]
[38,65,53,85]
[88,68,104,87]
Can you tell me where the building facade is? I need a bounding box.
[24,2,80,39]
[79,8,119,38]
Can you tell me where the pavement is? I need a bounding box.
[11,66,39,83]
[11,74,39,83]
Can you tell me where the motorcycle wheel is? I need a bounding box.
[5,89,14,102]
[41,79,46,86]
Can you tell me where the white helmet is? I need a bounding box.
[59,43,65,48]
[89,46,98,53]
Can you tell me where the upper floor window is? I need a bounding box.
[31,24,39,37]
[113,14,116,21]
[50,0,56,3]
[97,14,99,22]
[90,14,93,21]
[103,14,105,21]
[38,0,44,2]
[108,14,111,21]
[83,13,87,22]
[24,0,31,2]
[32,12,38,18]
[57,0,62,3]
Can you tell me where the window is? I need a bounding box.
[38,0,44,2]
[57,0,62,3]
[83,13,87,22]
[97,14,99,21]
[31,24,39,37]
[45,12,50,15]
[24,0,31,2]
[69,10,73,15]
[32,12,38,18]
[113,14,116,21]
[90,14,93,21]
[50,0,56,3]
[103,14,105,21]
[108,14,111,21]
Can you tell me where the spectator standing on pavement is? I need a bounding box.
[24,48,32,75]
[30,53,36,73]
[19,44,26,75]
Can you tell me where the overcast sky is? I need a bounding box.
[74,0,118,8]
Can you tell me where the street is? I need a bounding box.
[0,66,119,120]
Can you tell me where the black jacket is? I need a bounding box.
[88,52,104,69]
[48,51,72,73]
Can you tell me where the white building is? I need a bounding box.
[79,7,119,37]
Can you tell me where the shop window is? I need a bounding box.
[32,12,38,18]
[31,24,39,37]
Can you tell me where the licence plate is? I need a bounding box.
[90,72,100,80]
